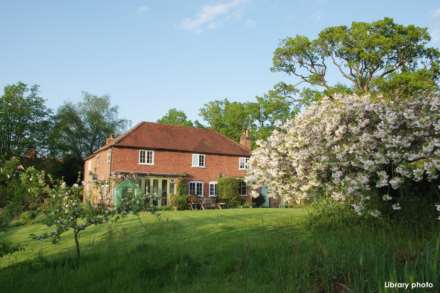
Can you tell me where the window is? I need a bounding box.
[239,157,249,170]
[87,160,92,172]
[239,181,247,196]
[209,182,218,197]
[189,181,204,196]
[192,154,206,168]
[139,150,154,165]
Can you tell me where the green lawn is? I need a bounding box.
[0,208,438,292]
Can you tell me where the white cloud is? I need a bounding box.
[180,0,248,32]
[431,8,440,43]
[136,4,150,15]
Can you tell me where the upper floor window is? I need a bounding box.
[87,160,92,172]
[209,181,218,197]
[239,157,249,170]
[139,150,154,165]
[189,181,204,197]
[192,154,206,168]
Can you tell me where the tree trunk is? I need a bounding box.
[74,231,80,260]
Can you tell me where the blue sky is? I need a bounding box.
[1,0,440,125]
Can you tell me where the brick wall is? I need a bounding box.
[110,147,248,196]
[83,149,112,201]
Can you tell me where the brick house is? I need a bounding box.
[83,122,251,207]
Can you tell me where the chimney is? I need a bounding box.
[239,129,251,151]
[106,135,114,145]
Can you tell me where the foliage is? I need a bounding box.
[50,92,128,158]
[49,93,128,183]
[0,158,50,227]
[0,82,52,161]
[251,82,301,141]
[0,240,23,257]
[114,184,144,215]
[306,197,365,230]
[218,177,241,207]
[176,177,188,196]
[169,194,188,210]
[199,99,255,142]
[157,108,193,127]
[0,209,438,292]
[272,18,440,98]
[32,181,111,259]
[199,90,298,144]
[247,94,440,220]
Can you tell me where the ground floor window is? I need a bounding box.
[239,180,247,196]
[209,181,218,197]
[189,181,204,196]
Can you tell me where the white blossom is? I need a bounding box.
[392,203,402,211]
[246,94,440,215]
[382,194,392,201]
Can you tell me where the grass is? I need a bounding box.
[0,208,438,292]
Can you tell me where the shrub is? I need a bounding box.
[247,94,440,220]
[306,197,364,230]
[176,177,188,196]
[170,194,188,210]
[0,158,49,228]
[218,177,241,207]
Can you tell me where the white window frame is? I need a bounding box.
[189,181,204,197]
[239,157,249,170]
[139,149,155,165]
[192,154,206,168]
[209,181,218,197]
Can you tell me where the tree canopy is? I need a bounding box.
[199,84,299,144]
[50,92,128,159]
[0,82,52,161]
[199,99,254,142]
[272,18,440,98]
[157,108,193,127]
[49,93,128,183]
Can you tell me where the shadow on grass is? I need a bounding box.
[0,209,438,293]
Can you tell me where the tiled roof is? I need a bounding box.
[88,122,251,158]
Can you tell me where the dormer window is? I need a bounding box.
[239,157,249,170]
[192,154,206,168]
[139,150,154,165]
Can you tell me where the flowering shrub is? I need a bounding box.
[247,94,440,219]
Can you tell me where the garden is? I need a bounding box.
[1,17,440,292]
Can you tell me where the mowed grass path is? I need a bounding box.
[0,208,438,292]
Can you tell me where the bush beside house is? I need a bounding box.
[218,177,241,208]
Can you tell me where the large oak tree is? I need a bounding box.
[272,18,440,98]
